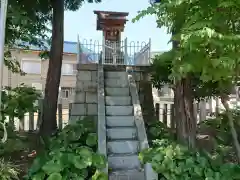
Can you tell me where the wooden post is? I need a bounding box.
[19,116,25,131]
[155,103,159,121]
[58,103,63,129]
[8,116,14,128]
[163,104,168,125]
[208,97,213,115]
[193,102,198,122]
[170,104,175,129]
[36,98,43,131]
[69,103,72,121]
[215,97,220,116]
[29,112,34,131]
[199,100,207,122]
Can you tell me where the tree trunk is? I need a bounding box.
[175,76,196,148]
[220,94,240,163]
[172,13,196,148]
[39,0,64,136]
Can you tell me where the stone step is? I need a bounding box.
[107,127,137,140]
[109,170,145,180]
[106,106,133,116]
[105,78,129,88]
[105,96,131,106]
[106,116,135,127]
[108,155,141,170]
[107,140,139,154]
[105,71,127,79]
[105,87,130,96]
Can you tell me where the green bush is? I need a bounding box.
[0,85,41,155]
[0,158,20,180]
[145,120,175,145]
[199,107,240,146]
[24,118,107,180]
[2,85,41,120]
[139,139,240,180]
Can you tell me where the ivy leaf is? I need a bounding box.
[47,173,62,180]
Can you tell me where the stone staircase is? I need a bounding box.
[104,70,145,180]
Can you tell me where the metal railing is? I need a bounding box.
[103,40,125,64]
[133,39,151,65]
[76,37,151,66]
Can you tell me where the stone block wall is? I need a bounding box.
[69,64,155,124]
[70,64,98,122]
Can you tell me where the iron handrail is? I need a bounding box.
[103,40,124,64]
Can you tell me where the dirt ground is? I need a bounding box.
[4,132,43,179]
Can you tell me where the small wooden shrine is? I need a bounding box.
[94,10,129,64]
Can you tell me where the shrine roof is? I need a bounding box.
[94,10,128,30]
[94,10,129,17]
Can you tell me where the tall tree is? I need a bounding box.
[39,0,101,136]
[5,0,50,73]
[133,0,240,151]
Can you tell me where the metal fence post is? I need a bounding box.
[148,38,151,64]
[124,38,128,65]
[77,34,81,64]
[102,32,105,64]
[0,0,8,126]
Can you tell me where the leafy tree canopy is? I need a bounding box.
[5,0,101,73]
[6,0,50,48]
[133,0,240,96]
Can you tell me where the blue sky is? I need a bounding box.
[64,0,171,52]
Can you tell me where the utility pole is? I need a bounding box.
[0,0,8,117]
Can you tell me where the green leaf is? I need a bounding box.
[86,133,97,146]
[76,177,84,180]
[92,170,108,180]
[42,161,63,175]
[32,172,46,180]
[193,166,203,176]
[73,155,92,169]
[92,154,107,169]
[76,146,93,156]
[47,173,62,180]
[204,168,214,178]
[29,155,49,175]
